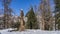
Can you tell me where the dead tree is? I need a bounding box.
[19,9,25,31]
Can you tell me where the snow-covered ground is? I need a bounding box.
[0,28,60,34]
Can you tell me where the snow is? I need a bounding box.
[0,28,60,34]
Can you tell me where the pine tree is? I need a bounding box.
[26,6,39,29]
[54,0,60,30]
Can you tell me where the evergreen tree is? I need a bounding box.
[26,6,39,29]
[54,0,60,30]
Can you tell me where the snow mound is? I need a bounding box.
[0,28,60,34]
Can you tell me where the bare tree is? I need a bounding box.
[19,9,25,31]
[3,0,12,28]
[39,0,53,30]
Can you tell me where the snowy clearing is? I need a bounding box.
[0,28,60,34]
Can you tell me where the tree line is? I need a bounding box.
[0,0,60,31]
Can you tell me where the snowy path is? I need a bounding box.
[0,29,60,34]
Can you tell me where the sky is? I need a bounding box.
[0,0,54,16]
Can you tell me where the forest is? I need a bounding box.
[0,0,60,31]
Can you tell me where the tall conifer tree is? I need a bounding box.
[26,6,39,29]
[54,0,60,30]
